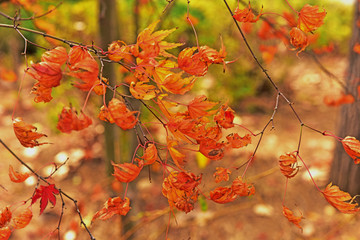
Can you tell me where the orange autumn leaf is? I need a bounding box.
[107,41,130,62]
[136,20,183,59]
[231,176,255,197]
[199,139,225,160]
[11,208,32,229]
[167,139,186,169]
[341,136,360,164]
[321,183,360,214]
[13,117,48,148]
[210,187,237,204]
[289,27,309,55]
[161,72,196,95]
[297,4,326,33]
[214,104,235,129]
[0,206,12,228]
[279,153,300,178]
[142,143,158,166]
[200,45,227,65]
[0,67,17,82]
[112,162,143,183]
[282,206,303,230]
[162,171,201,213]
[187,95,218,119]
[57,106,92,133]
[8,165,30,183]
[354,43,360,54]
[92,197,131,222]
[41,46,68,65]
[69,57,99,92]
[233,3,263,23]
[67,46,93,71]
[178,47,208,76]
[323,94,355,107]
[259,45,278,64]
[31,82,53,103]
[27,61,62,88]
[226,133,251,149]
[98,105,115,123]
[130,81,158,100]
[108,98,139,130]
[213,167,231,183]
[0,226,11,240]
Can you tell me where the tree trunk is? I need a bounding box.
[330,1,360,196]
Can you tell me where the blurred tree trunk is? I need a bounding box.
[330,1,360,196]
[98,0,119,176]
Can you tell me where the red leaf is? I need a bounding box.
[0,206,12,228]
[233,3,263,23]
[11,208,32,229]
[27,61,62,88]
[8,165,30,183]
[31,184,59,215]
[56,106,92,133]
[289,27,309,55]
[213,167,231,183]
[214,104,235,129]
[323,94,355,107]
[322,183,359,214]
[0,226,11,240]
[178,47,208,76]
[187,95,218,119]
[142,143,158,166]
[354,43,360,54]
[199,139,225,160]
[282,206,303,229]
[341,136,360,164]
[41,46,68,65]
[297,4,326,33]
[112,162,143,183]
[226,133,251,148]
[210,187,237,204]
[31,82,53,103]
[92,197,131,222]
[108,98,139,130]
[231,176,255,197]
[13,117,48,148]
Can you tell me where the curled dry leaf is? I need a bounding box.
[210,187,237,204]
[297,4,326,33]
[108,98,139,130]
[57,106,92,133]
[13,117,48,148]
[11,208,32,229]
[161,72,197,95]
[322,182,360,214]
[214,104,235,129]
[0,206,12,228]
[107,41,130,62]
[341,136,360,164]
[8,165,30,183]
[199,139,225,160]
[0,226,11,240]
[279,153,300,178]
[92,197,131,222]
[282,206,303,230]
[213,167,231,183]
[289,27,309,55]
[31,82,53,103]
[231,177,255,197]
[112,162,143,183]
[142,143,158,166]
[162,171,201,213]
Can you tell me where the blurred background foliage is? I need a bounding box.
[0,0,354,114]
